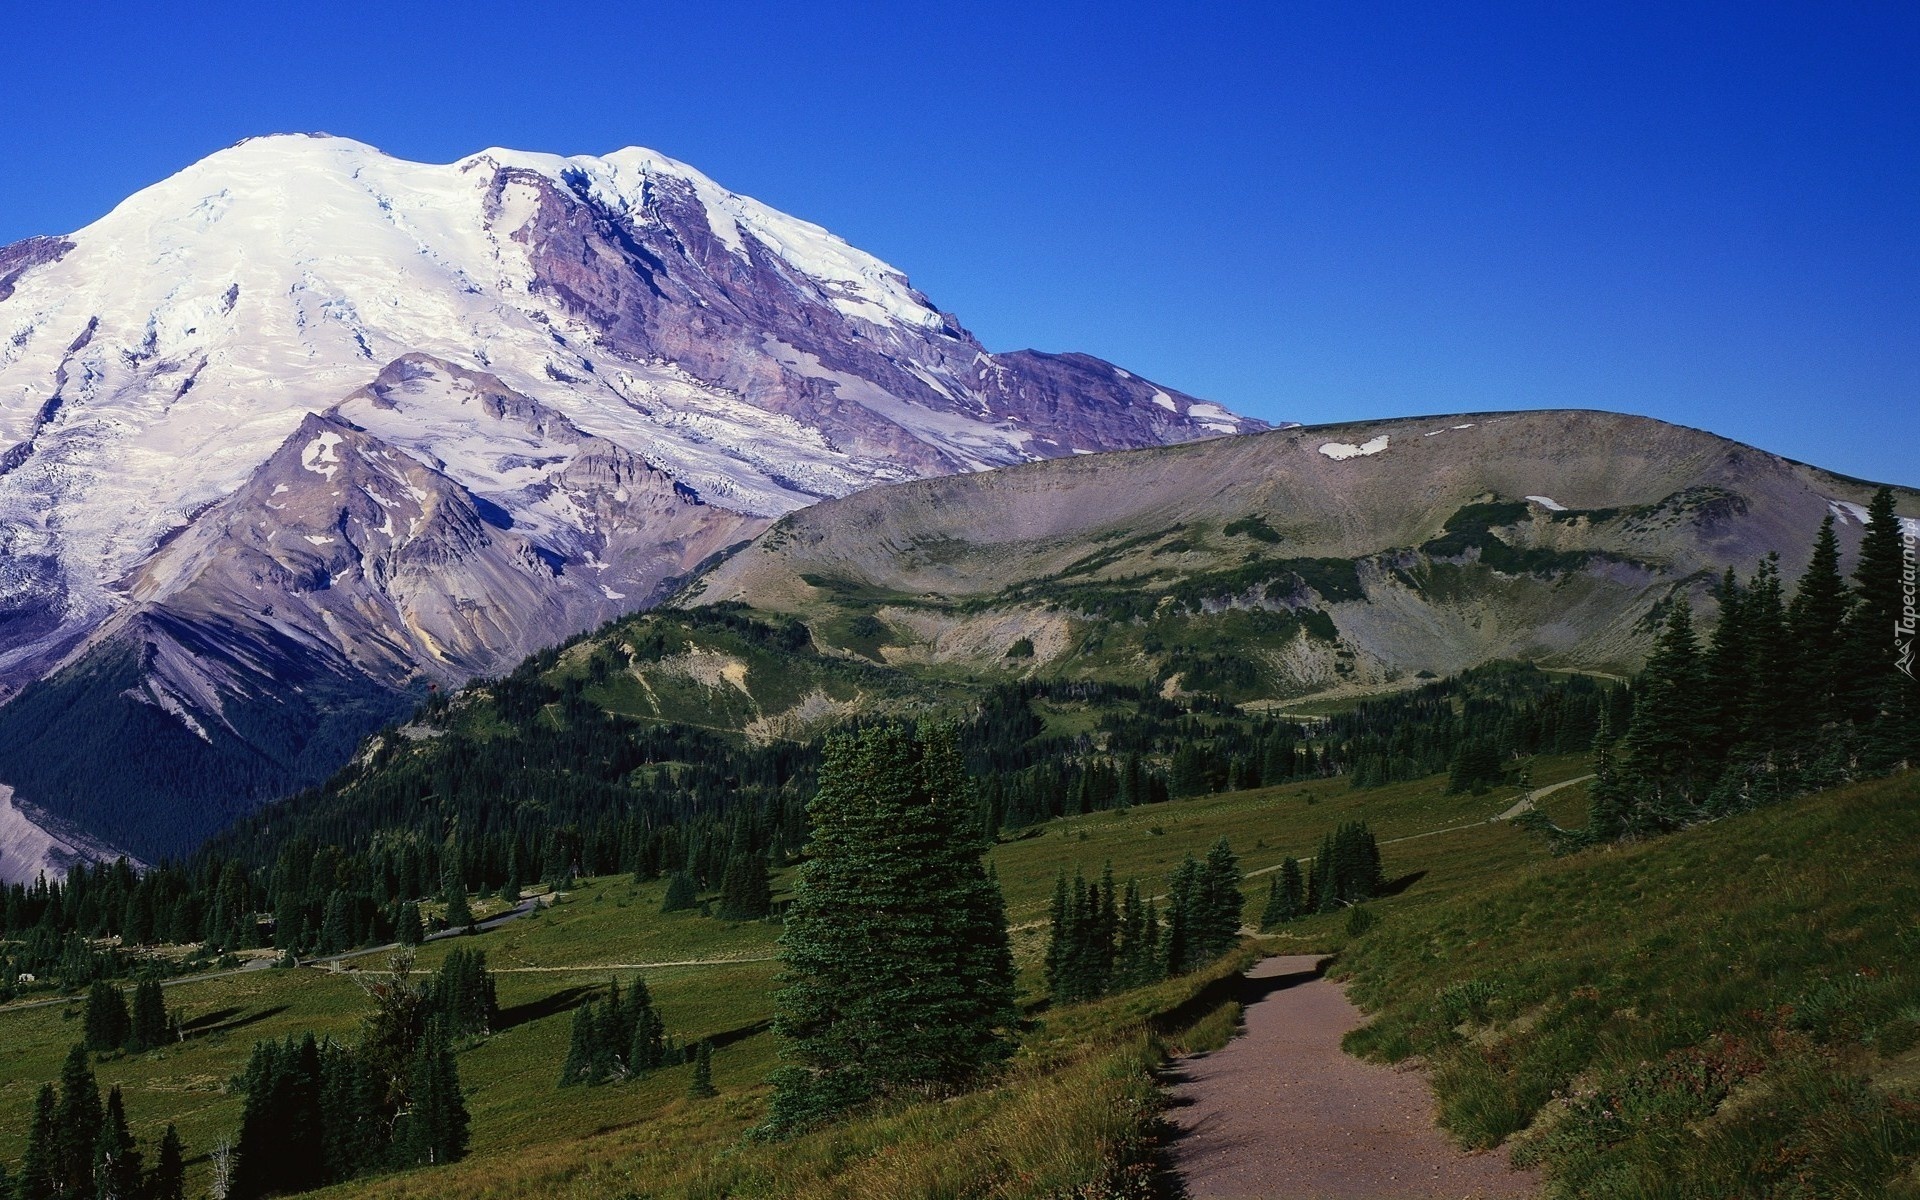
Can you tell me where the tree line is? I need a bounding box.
[1585,490,1917,840]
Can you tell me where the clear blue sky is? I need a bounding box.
[3,2,1914,483]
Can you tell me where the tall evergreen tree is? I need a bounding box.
[83,981,129,1052]
[1260,859,1304,929]
[145,1125,186,1200]
[1621,600,1710,827]
[14,1084,58,1200]
[687,1039,717,1099]
[54,1044,105,1199]
[1788,515,1852,726]
[1700,569,1751,759]
[399,1021,469,1167]
[629,977,667,1072]
[558,1002,595,1087]
[395,901,424,947]
[660,871,698,914]
[1741,554,1796,749]
[716,850,773,921]
[767,723,1016,1133]
[95,1085,142,1200]
[1844,488,1916,766]
[127,978,170,1053]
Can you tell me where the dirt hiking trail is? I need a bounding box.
[1167,955,1540,1199]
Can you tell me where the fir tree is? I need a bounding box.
[1585,709,1628,841]
[83,981,129,1052]
[629,976,667,1072]
[1260,859,1304,929]
[1700,569,1751,759]
[1788,515,1851,727]
[14,1083,58,1200]
[767,723,1016,1133]
[95,1085,142,1200]
[558,1001,595,1087]
[1741,554,1796,750]
[1844,488,1917,766]
[127,977,170,1053]
[442,878,473,934]
[716,849,773,921]
[1620,600,1710,827]
[660,871,698,913]
[145,1125,186,1200]
[687,1039,717,1099]
[426,948,498,1040]
[399,1021,469,1167]
[55,1044,105,1199]
[396,901,424,947]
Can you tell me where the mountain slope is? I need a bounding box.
[685,409,1919,694]
[0,134,1260,868]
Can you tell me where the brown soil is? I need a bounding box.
[1166,955,1541,1199]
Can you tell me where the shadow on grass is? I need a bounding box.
[497,985,597,1032]
[183,1005,291,1039]
[1378,870,1428,897]
[708,1018,771,1050]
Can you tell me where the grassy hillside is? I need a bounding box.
[1340,770,1920,1197]
[0,748,1586,1198]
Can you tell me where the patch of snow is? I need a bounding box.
[1188,402,1236,423]
[600,584,626,601]
[301,431,344,480]
[1527,495,1567,511]
[271,482,289,495]
[304,534,334,545]
[1318,435,1390,460]
[1152,391,1177,413]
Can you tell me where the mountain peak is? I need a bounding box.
[0,134,1264,860]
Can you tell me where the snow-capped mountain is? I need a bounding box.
[0,133,1265,870]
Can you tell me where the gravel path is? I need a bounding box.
[1167,955,1540,1199]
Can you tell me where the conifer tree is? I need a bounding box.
[1621,600,1710,827]
[95,1085,142,1200]
[1741,554,1795,749]
[396,901,424,947]
[497,851,521,906]
[146,1125,186,1200]
[629,977,667,1072]
[1260,859,1303,930]
[83,981,129,1052]
[128,977,170,1052]
[1700,569,1751,759]
[1844,488,1916,765]
[660,871,698,913]
[767,723,1016,1133]
[1788,515,1851,727]
[441,875,473,934]
[717,849,773,921]
[558,1002,595,1087]
[1585,709,1628,841]
[55,1044,104,1198]
[1162,857,1198,974]
[400,1021,469,1167]
[687,1039,717,1099]
[14,1083,58,1200]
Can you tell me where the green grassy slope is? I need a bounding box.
[1340,770,1920,1197]
[1,750,1584,1198]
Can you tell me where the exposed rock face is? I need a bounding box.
[0,135,1262,861]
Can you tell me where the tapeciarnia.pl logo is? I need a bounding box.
[1899,526,1917,680]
